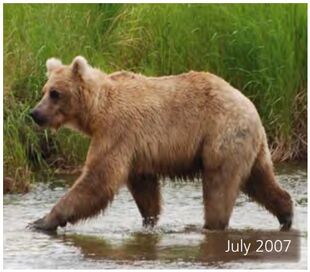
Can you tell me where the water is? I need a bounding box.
[3,163,307,269]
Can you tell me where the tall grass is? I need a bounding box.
[4,4,307,192]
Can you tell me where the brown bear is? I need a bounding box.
[29,56,293,232]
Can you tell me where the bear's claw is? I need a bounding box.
[279,214,292,231]
[27,216,58,233]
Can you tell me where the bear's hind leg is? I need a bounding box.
[241,147,293,231]
[202,164,242,230]
[127,174,161,227]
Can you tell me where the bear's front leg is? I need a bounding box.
[127,173,161,227]
[30,210,67,232]
[29,143,130,232]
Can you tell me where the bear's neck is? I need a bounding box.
[75,81,112,137]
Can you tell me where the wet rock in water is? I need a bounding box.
[4,177,15,194]
[3,177,30,194]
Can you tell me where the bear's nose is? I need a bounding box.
[30,109,47,126]
[29,110,36,119]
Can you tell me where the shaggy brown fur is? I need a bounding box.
[29,56,293,232]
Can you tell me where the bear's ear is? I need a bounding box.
[46,58,62,77]
[71,56,89,78]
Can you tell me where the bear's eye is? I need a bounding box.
[49,89,60,100]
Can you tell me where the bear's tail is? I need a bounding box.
[241,140,293,231]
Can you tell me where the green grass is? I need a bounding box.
[4,4,307,192]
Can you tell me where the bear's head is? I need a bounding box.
[31,56,98,134]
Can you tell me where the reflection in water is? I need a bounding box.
[57,229,300,264]
[61,232,161,261]
[3,163,307,269]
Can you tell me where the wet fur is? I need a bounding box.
[30,57,293,231]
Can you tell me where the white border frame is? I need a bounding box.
[1,1,308,272]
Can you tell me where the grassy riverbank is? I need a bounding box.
[4,4,307,193]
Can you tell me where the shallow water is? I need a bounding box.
[3,163,307,269]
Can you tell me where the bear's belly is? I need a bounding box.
[133,150,203,180]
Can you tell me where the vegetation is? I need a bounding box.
[4,4,307,192]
